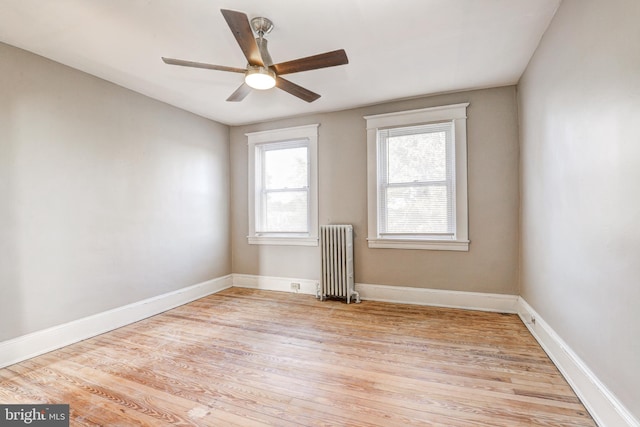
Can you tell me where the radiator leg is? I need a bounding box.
[317,282,328,301]
[350,289,361,304]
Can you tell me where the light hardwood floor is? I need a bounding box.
[0,288,596,426]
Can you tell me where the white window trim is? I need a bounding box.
[364,103,470,251]
[246,124,319,246]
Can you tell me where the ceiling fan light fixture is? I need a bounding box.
[245,66,276,90]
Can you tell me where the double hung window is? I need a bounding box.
[247,124,318,246]
[365,104,469,251]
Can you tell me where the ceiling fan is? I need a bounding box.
[162,9,349,103]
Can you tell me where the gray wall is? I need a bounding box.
[518,0,640,419]
[231,86,520,294]
[0,42,231,341]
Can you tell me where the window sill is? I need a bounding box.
[247,236,319,247]
[367,238,469,251]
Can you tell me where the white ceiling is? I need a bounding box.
[0,0,560,126]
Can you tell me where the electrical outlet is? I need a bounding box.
[290,282,300,292]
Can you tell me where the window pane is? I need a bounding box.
[388,131,447,183]
[264,191,308,232]
[385,185,450,234]
[264,147,308,189]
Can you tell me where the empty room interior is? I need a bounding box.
[1,1,638,426]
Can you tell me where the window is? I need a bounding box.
[365,103,469,251]
[247,124,318,246]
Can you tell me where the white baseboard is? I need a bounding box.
[517,297,639,427]
[232,274,518,313]
[0,274,233,369]
[232,273,319,295]
[355,282,519,313]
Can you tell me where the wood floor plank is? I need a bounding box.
[0,288,596,426]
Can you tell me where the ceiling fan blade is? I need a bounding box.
[276,77,320,103]
[162,57,246,73]
[273,49,348,75]
[221,9,263,66]
[256,38,273,67]
[226,83,252,102]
